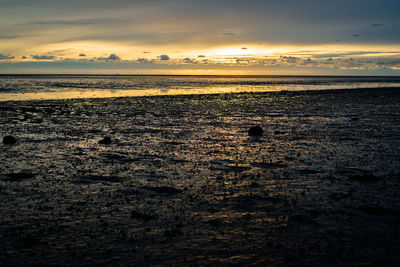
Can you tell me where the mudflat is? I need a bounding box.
[1,88,399,265]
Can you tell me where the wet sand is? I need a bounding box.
[1,88,400,266]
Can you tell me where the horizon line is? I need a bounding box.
[1,74,400,77]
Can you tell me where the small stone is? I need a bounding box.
[130,210,155,221]
[3,135,16,145]
[98,136,112,144]
[248,126,263,136]
[349,174,382,183]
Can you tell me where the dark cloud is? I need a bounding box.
[1,52,400,74]
[159,55,170,60]
[137,58,150,63]
[217,32,237,36]
[0,53,15,60]
[1,0,400,75]
[183,57,195,63]
[17,18,124,26]
[320,58,335,65]
[0,35,18,39]
[0,0,163,9]
[241,47,247,50]
[304,58,313,63]
[31,55,55,60]
[5,1,399,47]
[79,53,86,57]
[376,59,400,67]
[22,56,27,59]
[370,23,385,27]
[97,54,121,61]
[280,56,298,63]
[107,54,120,60]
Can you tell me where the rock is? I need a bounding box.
[3,135,16,145]
[206,219,223,227]
[248,126,263,136]
[288,214,317,225]
[98,136,112,144]
[349,174,382,183]
[130,210,155,221]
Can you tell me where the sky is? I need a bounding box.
[1,0,400,75]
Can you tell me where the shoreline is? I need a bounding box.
[1,86,400,103]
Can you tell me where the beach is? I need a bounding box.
[1,88,400,265]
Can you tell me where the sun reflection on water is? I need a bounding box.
[0,86,282,101]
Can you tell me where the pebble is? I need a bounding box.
[98,136,112,144]
[248,126,263,136]
[2,135,16,145]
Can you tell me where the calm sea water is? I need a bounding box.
[1,75,400,101]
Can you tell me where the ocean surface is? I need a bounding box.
[0,75,400,265]
[1,75,400,101]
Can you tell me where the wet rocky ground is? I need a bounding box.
[1,88,400,266]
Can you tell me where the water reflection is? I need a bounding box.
[1,74,399,101]
[0,86,281,101]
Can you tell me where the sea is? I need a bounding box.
[1,74,400,101]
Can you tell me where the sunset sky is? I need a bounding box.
[1,0,400,75]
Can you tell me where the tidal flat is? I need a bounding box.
[1,88,400,266]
